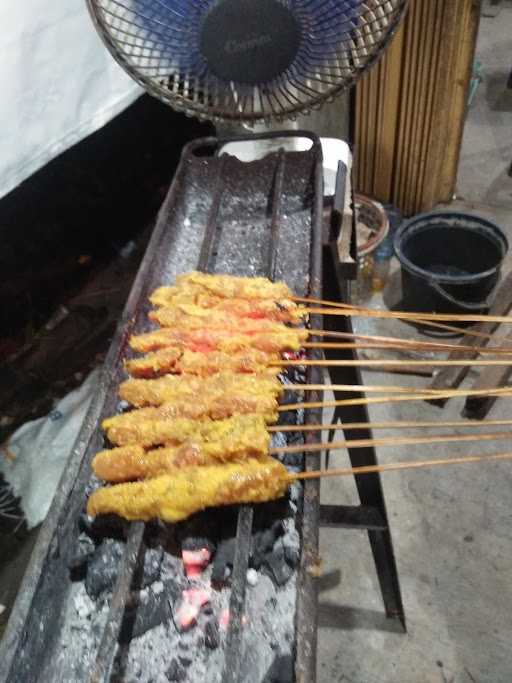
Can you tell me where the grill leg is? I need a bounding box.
[322,248,406,630]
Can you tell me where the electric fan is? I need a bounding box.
[86,0,408,123]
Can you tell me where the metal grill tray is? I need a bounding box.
[0,131,323,683]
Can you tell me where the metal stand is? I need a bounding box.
[319,163,406,630]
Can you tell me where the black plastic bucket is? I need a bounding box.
[394,211,508,314]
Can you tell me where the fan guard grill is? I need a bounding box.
[87,0,408,123]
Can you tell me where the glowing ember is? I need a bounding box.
[219,609,230,630]
[175,601,199,632]
[182,548,211,578]
[219,609,247,630]
[182,587,211,608]
[282,349,306,361]
[175,587,212,632]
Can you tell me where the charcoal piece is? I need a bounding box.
[166,659,186,682]
[263,654,294,683]
[85,539,124,598]
[178,655,192,667]
[285,431,305,446]
[163,577,182,604]
[79,512,127,541]
[264,543,293,586]
[284,544,300,569]
[252,521,284,569]
[204,620,220,650]
[119,589,172,642]
[133,547,164,589]
[68,535,95,581]
[211,537,236,583]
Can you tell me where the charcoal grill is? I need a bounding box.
[0,131,404,682]
[0,131,323,683]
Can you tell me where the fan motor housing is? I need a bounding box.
[200,0,301,85]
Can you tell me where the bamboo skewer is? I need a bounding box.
[291,384,512,396]
[277,358,512,368]
[270,430,512,455]
[313,317,501,340]
[306,328,500,349]
[306,307,512,326]
[303,341,512,356]
[289,451,512,482]
[269,417,512,433]
[277,387,512,412]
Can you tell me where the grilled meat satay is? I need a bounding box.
[125,347,280,379]
[103,413,270,451]
[145,309,285,332]
[129,326,308,354]
[118,373,281,421]
[150,299,305,326]
[87,457,289,522]
[150,290,300,319]
[93,438,268,482]
[159,271,293,301]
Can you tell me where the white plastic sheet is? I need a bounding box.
[0,1,141,199]
[0,369,100,529]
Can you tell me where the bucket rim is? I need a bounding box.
[394,211,509,285]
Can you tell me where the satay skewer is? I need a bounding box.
[269,430,512,455]
[306,307,512,326]
[277,387,512,412]
[275,358,512,369]
[289,384,512,396]
[306,327,500,346]
[269,417,512,433]
[88,450,512,522]
[290,451,512,481]
[303,341,512,356]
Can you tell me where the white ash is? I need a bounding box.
[246,569,259,587]
[152,581,164,595]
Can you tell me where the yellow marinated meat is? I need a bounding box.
[103,413,270,451]
[125,347,279,379]
[87,457,289,522]
[150,299,305,326]
[129,326,307,354]
[92,440,268,482]
[175,271,293,300]
[118,372,282,422]
[147,308,289,332]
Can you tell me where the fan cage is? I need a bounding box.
[86,0,408,124]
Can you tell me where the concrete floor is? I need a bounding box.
[318,8,512,681]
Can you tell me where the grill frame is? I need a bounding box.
[0,130,324,683]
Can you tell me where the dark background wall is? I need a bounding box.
[0,95,213,338]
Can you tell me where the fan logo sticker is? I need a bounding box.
[224,35,273,55]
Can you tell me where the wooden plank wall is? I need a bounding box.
[354,0,480,216]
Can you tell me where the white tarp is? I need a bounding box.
[0,369,100,529]
[0,1,142,199]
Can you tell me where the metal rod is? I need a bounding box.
[222,506,254,683]
[268,150,286,280]
[197,156,226,272]
[223,145,289,681]
[90,522,145,683]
